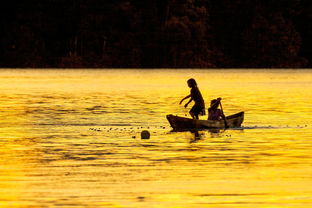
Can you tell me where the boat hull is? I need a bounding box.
[166,112,244,130]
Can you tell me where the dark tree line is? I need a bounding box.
[0,0,311,68]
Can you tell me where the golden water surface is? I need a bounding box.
[0,69,312,208]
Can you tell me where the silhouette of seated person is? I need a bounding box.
[208,98,225,121]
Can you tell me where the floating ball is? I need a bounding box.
[141,130,150,139]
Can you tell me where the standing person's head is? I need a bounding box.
[187,78,197,88]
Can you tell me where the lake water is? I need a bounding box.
[0,69,312,208]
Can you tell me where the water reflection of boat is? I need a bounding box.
[166,112,244,131]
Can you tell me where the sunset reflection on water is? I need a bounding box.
[0,69,312,207]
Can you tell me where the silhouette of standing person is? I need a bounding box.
[179,78,205,119]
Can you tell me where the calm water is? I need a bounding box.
[0,69,312,208]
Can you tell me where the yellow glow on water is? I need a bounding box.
[0,135,29,207]
[0,69,312,207]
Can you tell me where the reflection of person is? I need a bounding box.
[179,78,205,119]
[208,97,225,121]
[190,130,201,143]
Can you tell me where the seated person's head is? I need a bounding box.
[210,99,219,109]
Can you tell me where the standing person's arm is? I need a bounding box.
[179,95,191,105]
[184,98,193,108]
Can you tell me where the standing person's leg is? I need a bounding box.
[189,106,195,119]
[189,111,195,119]
[190,105,200,119]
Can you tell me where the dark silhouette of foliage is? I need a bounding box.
[0,0,311,68]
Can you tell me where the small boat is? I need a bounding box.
[166,112,244,130]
